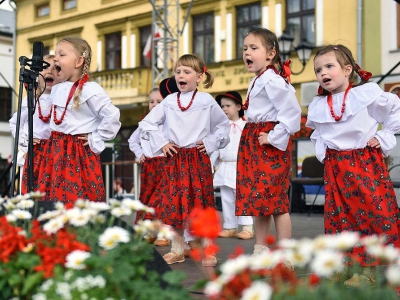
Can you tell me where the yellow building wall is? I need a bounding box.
[363,0,381,75]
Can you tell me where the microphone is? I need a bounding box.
[30,41,49,73]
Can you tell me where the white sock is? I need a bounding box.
[171,235,185,255]
[242,225,253,232]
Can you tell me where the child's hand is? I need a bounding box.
[367,137,381,148]
[78,134,89,146]
[258,132,270,146]
[196,141,207,154]
[162,142,179,157]
[140,154,146,163]
[33,138,41,145]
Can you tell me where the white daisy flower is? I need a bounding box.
[360,235,386,247]
[55,282,72,299]
[55,202,65,211]
[74,199,89,209]
[204,281,222,298]
[40,279,54,292]
[12,209,32,220]
[250,249,284,270]
[278,238,298,249]
[16,199,35,209]
[111,206,132,217]
[43,216,65,235]
[65,208,93,227]
[333,231,360,250]
[220,255,250,276]
[157,225,174,240]
[285,247,312,268]
[10,194,25,203]
[108,198,121,208]
[121,199,146,211]
[90,214,106,224]
[88,202,110,211]
[92,275,106,288]
[22,243,35,253]
[32,293,47,300]
[99,227,130,250]
[37,210,62,221]
[310,249,343,277]
[241,281,273,300]
[5,214,17,222]
[30,191,45,199]
[385,264,400,285]
[65,250,91,270]
[4,200,16,210]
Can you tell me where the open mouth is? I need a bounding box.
[323,78,331,83]
[246,59,253,66]
[45,77,54,85]
[54,65,61,74]
[178,81,187,87]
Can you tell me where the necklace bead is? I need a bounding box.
[177,89,198,111]
[327,83,352,122]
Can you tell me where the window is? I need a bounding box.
[105,32,121,70]
[140,26,151,67]
[236,2,261,59]
[37,3,50,17]
[0,87,12,122]
[193,13,214,64]
[63,0,77,10]
[286,0,315,47]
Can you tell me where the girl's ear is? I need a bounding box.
[196,72,203,84]
[75,56,85,69]
[344,64,352,77]
[267,48,276,62]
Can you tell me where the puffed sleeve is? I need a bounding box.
[266,79,301,151]
[86,94,121,155]
[138,103,169,157]
[202,104,230,155]
[128,127,144,159]
[368,92,400,156]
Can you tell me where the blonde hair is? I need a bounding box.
[174,54,214,88]
[58,36,92,108]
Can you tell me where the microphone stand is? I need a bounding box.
[9,56,39,196]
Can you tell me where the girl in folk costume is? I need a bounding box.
[9,55,58,194]
[139,54,230,267]
[128,85,174,247]
[307,44,400,286]
[236,28,301,259]
[37,36,121,203]
[211,91,254,240]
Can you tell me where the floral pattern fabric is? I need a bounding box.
[37,131,105,202]
[147,147,214,228]
[324,147,400,265]
[21,141,47,194]
[135,156,166,222]
[236,122,292,216]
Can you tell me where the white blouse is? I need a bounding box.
[138,91,230,156]
[50,81,121,155]
[306,82,400,162]
[9,94,52,149]
[245,69,301,151]
[212,118,246,189]
[128,125,165,159]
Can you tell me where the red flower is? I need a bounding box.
[265,234,276,246]
[308,273,320,286]
[187,208,221,239]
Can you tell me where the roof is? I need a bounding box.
[0,9,14,36]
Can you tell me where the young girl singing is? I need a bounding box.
[37,36,121,203]
[236,28,301,261]
[307,44,400,286]
[139,54,230,267]
[9,54,58,194]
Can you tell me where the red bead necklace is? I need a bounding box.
[37,98,52,123]
[242,65,279,110]
[177,89,198,111]
[53,80,79,125]
[327,83,352,122]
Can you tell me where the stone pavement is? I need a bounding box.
[155,212,325,299]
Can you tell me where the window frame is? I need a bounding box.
[139,25,152,67]
[235,2,262,59]
[285,0,316,47]
[0,87,12,122]
[36,3,50,18]
[105,32,122,70]
[192,12,215,64]
[62,0,77,11]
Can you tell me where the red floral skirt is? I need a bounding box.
[135,156,166,222]
[236,122,292,216]
[324,147,400,266]
[147,147,214,228]
[37,131,105,203]
[21,141,47,194]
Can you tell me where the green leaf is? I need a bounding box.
[21,272,44,295]
[162,270,186,285]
